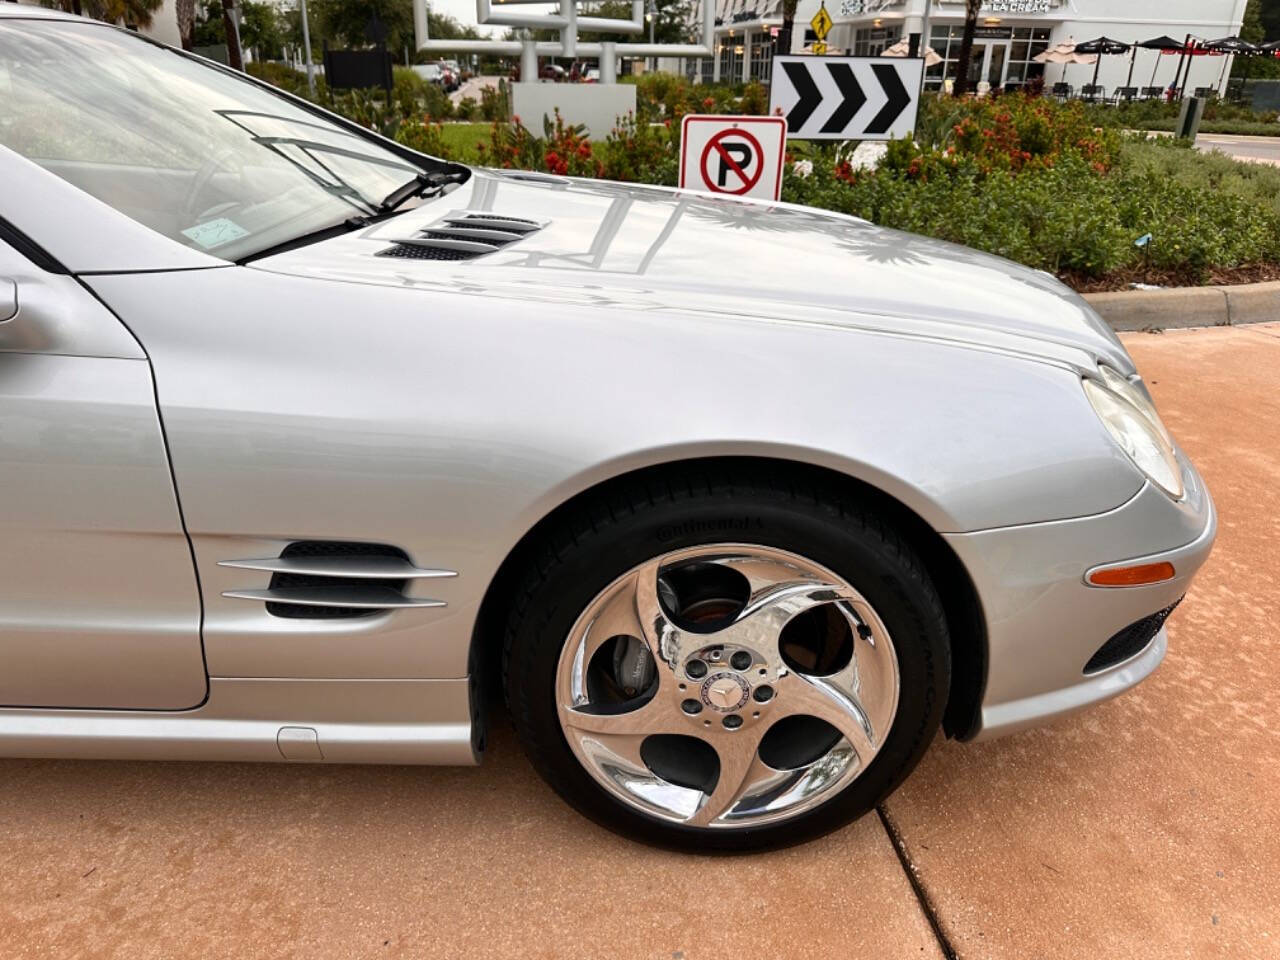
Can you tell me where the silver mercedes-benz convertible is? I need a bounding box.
[0,8,1215,851]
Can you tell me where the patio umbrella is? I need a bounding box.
[1074,36,1131,89]
[1138,35,1186,92]
[1201,37,1259,92]
[1034,38,1096,86]
[1200,36,1259,55]
[882,36,942,66]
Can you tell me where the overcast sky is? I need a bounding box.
[428,0,530,37]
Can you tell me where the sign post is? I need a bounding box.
[768,55,924,141]
[809,3,832,55]
[679,115,788,202]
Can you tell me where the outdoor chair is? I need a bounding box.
[1193,86,1217,100]
[1140,86,1164,100]
[1051,81,1072,101]
[1114,86,1138,103]
[1080,84,1105,103]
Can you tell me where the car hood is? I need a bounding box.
[253,169,1131,372]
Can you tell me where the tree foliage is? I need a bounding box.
[1234,0,1280,78]
[192,0,284,57]
[47,0,163,28]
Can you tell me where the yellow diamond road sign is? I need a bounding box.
[810,4,832,41]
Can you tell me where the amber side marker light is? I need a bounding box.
[1088,562,1177,587]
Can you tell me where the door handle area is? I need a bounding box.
[0,279,16,323]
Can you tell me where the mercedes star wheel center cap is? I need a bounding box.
[701,673,750,712]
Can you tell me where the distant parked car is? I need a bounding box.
[540,63,566,82]
[411,63,443,86]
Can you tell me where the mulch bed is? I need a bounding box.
[1062,262,1280,294]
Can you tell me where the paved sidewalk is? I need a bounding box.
[883,324,1280,959]
[0,326,1277,958]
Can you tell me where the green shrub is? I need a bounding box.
[598,113,676,184]
[395,116,454,159]
[480,83,509,122]
[246,61,311,97]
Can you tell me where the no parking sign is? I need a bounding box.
[678,115,787,202]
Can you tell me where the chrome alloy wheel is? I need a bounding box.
[555,544,900,830]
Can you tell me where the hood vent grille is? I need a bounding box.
[378,211,544,262]
[220,541,456,619]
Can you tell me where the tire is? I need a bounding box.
[502,465,950,852]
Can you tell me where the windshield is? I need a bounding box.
[0,19,431,261]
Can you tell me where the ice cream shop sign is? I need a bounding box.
[934,0,1054,11]
[982,1,1052,12]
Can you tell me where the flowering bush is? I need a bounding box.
[597,111,677,184]
[396,116,454,160]
[888,93,1122,179]
[476,110,600,177]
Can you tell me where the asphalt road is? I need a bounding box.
[1,325,1277,959]
[1196,132,1280,166]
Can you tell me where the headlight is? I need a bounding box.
[1096,365,1175,447]
[1083,368,1183,499]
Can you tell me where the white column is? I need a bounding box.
[742,30,751,83]
[521,38,537,84]
[600,41,617,83]
[561,0,577,60]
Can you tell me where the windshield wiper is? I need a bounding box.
[378,169,470,214]
[235,215,370,264]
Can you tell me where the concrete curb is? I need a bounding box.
[1083,279,1280,331]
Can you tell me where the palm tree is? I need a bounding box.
[56,0,164,29]
[176,0,196,49]
[778,0,797,58]
[221,0,244,70]
[951,0,980,97]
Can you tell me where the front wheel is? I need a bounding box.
[502,469,950,852]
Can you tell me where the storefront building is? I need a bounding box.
[787,0,1249,96]
[675,0,785,85]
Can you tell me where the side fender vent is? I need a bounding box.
[220,541,456,619]
[377,211,545,261]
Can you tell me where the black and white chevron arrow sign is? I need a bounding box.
[769,56,923,141]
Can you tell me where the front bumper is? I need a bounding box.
[946,451,1216,741]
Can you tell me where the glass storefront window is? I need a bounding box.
[750,31,773,81]
[924,23,1048,90]
[854,25,901,56]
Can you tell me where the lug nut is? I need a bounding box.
[686,659,708,679]
[681,698,703,715]
[753,684,775,703]
[730,651,752,670]
[722,714,743,729]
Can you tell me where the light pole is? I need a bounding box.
[300,0,315,97]
[646,0,656,73]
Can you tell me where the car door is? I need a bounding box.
[0,235,206,709]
